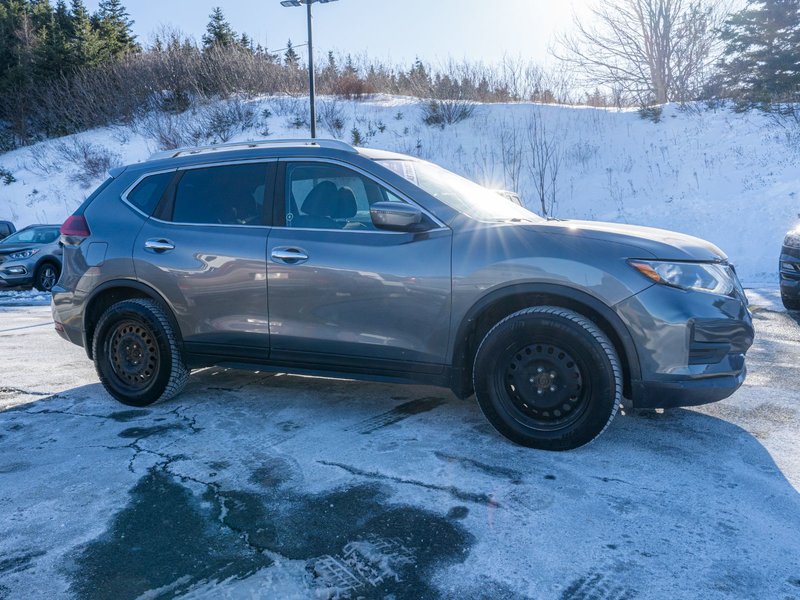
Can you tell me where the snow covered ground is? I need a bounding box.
[0,290,799,599]
[0,96,798,284]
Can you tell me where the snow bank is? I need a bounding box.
[0,97,796,284]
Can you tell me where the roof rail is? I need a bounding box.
[148,138,356,161]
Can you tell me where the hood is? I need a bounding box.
[531,219,727,262]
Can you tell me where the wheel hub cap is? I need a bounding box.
[110,322,158,389]
[505,344,584,423]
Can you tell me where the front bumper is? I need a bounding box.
[0,264,33,289]
[615,282,753,409]
[631,365,747,409]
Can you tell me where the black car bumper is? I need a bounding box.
[632,363,747,409]
[779,248,800,299]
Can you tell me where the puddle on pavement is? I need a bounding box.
[108,410,151,423]
[72,462,475,599]
[350,396,447,433]
[117,424,184,439]
[70,471,271,600]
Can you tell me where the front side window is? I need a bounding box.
[285,162,404,230]
[171,163,268,226]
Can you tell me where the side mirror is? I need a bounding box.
[370,202,423,231]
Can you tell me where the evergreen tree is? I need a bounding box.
[69,0,103,67]
[720,0,800,104]
[284,39,299,67]
[239,32,253,53]
[35,1,73,79]
[202,7,236,49]
[94,0,138,60]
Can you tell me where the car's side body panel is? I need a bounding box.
[132,220,272,361]
[266,226,453,369]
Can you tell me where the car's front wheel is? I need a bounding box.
[93,299,189,407]
[781,292,800,311]
[34,262,60,292]
[473,306,622,451]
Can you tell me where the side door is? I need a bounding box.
[267,159,452,374]
[132,160,275,362]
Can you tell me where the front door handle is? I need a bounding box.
[271,247,309,264]
[144,239,175,253]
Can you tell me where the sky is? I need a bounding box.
[85,0,592,66]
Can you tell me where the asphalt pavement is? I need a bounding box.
[0,291,798,600]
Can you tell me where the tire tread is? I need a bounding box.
[92,298,189,405]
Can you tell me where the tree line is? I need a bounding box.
[0,0,798,148]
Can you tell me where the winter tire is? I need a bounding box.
[473,306,622,451]
[781,292,800,311]
[93,298,189,407]
[34,262,59,292]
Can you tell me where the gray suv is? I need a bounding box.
[52,139,753,450]
[0,225,63,291]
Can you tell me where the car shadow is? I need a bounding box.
[2,371,800,600]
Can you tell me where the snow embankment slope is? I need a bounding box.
[0,97,796,284]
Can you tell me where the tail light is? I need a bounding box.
[60,215,91,245]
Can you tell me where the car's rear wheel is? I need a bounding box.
[93,299,189,407]
[34,262,59,292]
[473,306,622,451]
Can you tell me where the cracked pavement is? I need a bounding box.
[1,291,799,599]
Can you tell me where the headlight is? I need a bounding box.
[8,249,39,260]
[784,231,800,248]
[629,260,735,296]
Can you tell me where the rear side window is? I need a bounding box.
[172,163,268,226]
[127,172,174,216]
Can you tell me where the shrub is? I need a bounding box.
[194,100,256,143]
[639,105,663,123]
[55,139,122,188]
[0,167,16,185]
[331,72,374,99]
[135,111,196,150]
[422,99,476,128]
[319,100,347,139]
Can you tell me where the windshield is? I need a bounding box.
[378,159,543,222]
[1,227,59,245]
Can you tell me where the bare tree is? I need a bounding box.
[556,0,727,105]
[497,119,524,193]
[526,113,562,217]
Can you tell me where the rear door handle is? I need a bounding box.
[271,247,309,264]
[144,239,175,253]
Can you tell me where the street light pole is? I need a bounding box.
[306,1,316,138]
[280,0,339,139]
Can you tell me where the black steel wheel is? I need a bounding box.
[473,306,622,451]
[502,342,589,431]
[108,320,160,390]
[93,299,189,407]
[34,262,59,292]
